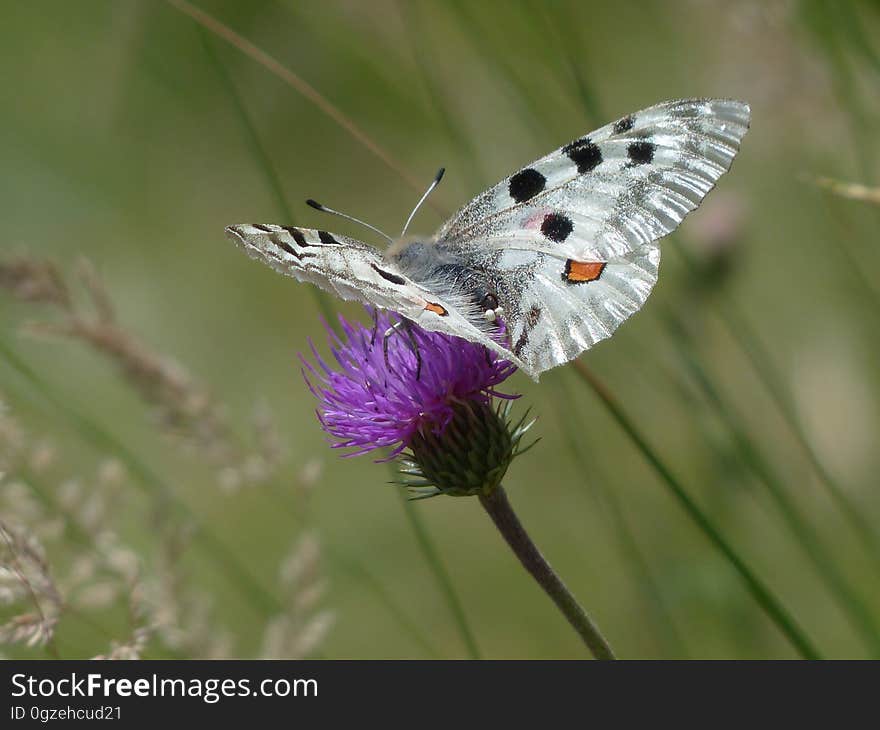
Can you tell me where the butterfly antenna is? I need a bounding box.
[401,167,444,238]
[306,199,393,244]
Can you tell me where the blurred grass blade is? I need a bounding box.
[265,481,441,658]
[571,360,822,660]
[396,490,481,659]
[810,175,880,205]
[199,29,336,325]
[671,241,880,568]
[443,0,551,143]
[718,307,880,566]
[822,1,880,77]
[398,2,487,189]
[330,545,443,658]
[662,310,880,657]
[553,376,689,658]
[531,0,604,125]
[0,336,283,619]
[798,0,878,181]
[165,0,441,209]
[811,191,880,311]
[200,30,291,223]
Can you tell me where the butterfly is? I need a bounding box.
[226,98,750,381]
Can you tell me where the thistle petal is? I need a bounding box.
[302,309,518,461]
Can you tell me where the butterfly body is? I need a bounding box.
[389,239,504,323]
[227,98,750,380]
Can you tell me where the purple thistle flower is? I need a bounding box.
[302,309,518,460]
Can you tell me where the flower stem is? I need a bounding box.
[571,359,822,659]
[478,485,616,659]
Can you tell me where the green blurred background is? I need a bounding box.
[1,0,879,659]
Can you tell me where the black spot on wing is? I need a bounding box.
[253,224,273,232]
[513,305,542,356]
[562,137,602,174]
[613,115,635,134]
[508,168,546,203]
[269,232,301,259]
[281,226,309,247]
[318,230,340,245]
[540,213,573,243]
[370,263,407,285]
[627,140,655,165]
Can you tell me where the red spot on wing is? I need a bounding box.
[564,260,606,283]
[425,302,448,316]
[522,210,548,230]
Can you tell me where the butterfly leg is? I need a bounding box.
[369,307,380,346]
[402,320,423,380]
[382,318,422,380]
[382,319,405,374]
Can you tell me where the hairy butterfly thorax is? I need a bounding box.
[389,240,506,328]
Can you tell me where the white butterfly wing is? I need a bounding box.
[225,223,529,369]
[433,98,750,377]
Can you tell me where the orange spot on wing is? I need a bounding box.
[565,260,606,283]
[425,302,448,316]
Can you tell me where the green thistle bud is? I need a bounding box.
[397,401,537,499]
